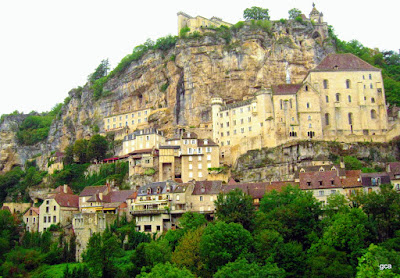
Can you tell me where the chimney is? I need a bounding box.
[99,193,103,200]
[64,184,68,194]
[340,157,345,169]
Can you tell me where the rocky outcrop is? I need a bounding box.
[233,141,399,182]
[0,20,335,173]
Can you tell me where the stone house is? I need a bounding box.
[159,132,220,182]
[24,207,40,232]
[39,192,79,232]
[1,203,31,215]
[131,181,177,234]
[186,180,222,218]
[104,108,152,134]
[128,148,159,177]
[361,172,391,193]
[47,152,64,174]
[79,184,110,212]
[386,162,400,191]
[123,128,165,155]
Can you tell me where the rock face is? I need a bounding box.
[233,141,399,182]
[0,20,335,173]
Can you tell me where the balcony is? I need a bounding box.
[131,209,169,215]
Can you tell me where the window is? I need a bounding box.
[305,85,309,91]
[191,139,196,144]
[370,83,373,89]
[308,115,311,121]
[46,200,49,205]
[207,163,211,168]
[241,128,244,133]
[306,103,310,108]
[26,217,28,223]
[189,172,193,178]
[221,142,224,146]
[200,196,203,201]
[54,206,56,211]
[290,99,292,108]
[227,140,230,145]
[319,190,324,196]
[346,79,351,89]
[248,117,251,122]
[119,123,122,127]
[323,79,328,89]
[138,119,141,123]
[240,119,244,124]
[326,95,329,103]
[198,163,202,170]
[184,140,188,145]
[221,132,224,137]
[189,164,193,170]
[119,116,122,120]
[131,120,135,124]
[189,156,192,161]
[233,129,237,135]
[44,216,47,223]
[319,181,323,186]
[371,97,375,103]
[197,147,202,154]
[227,131,230,136]
[138,112,141,116]
[46,207,49,213]
[369,74,372,80]
[233,120,236,126]
[226,122,229,127]
[249,127,252,131]
[307,181,311,186]
[188,148,193,154]
[198,156,202,161]
[132,113,134,117]
[221,123,223,128]
[53,216,56,223]
[280,100,283,110]
[48,216,51,223]
[206,147,211,153]
[113,117,116,122]
[336,93,340,102]
[348,95,351,102]
[363,75,365,80]
[240,108,243,113]
[348,113,353,125]
[325,113,330,125]
[371,109,377,119]
[309,123,312,128]
[331,190,336,195]
[198,172,203,178]
[226,112,228,116]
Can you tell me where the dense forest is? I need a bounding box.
[1,185,400,277]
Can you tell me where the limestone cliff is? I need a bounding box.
[0,20,335,172]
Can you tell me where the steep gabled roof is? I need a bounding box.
[103,190,136,203]
[192,181,222,195]
[197,138,219,147]
[272,84,302,95]
[52,185,74,195]
[312,53,380,72]
[222,183,266,199]
[79,185,108,197]
[299,170,342,189]
[54,193,79,208]
[388,162,400,179]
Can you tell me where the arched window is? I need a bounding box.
[348,95,352,102]
[336,93,340,102]
[325,113,330,125]
[308,115,311,121]
[371,109,377,119]
[371,97,375,103]
[346,79,351,89]
[323,79,329,89]
[307,103,310,108]
[348,113,353,125]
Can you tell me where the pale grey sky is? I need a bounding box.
[0,0,398,115]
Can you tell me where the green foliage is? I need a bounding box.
[215,188,255,231]
[258,185,322,244]
[214,258,285,278]
[200,221,252,275]
[160,82,169,92]
[154,35,177,51]
[243,6,270,21]
[0,110,20,124]
[178,212,207,230]
[250,20,272,33]
[338,156,363,170]
[179,27,190,38]
[172,226,205,276]
[137,262,195,278]
[144,168,156,176]
[88,59,109,83]
[16,114,53,145]
[356,244,400,277]
[51,161,128,192]
[288,8,302,20]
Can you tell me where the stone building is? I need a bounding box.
[23,207,40,232]
[128,149,159,177]
[185,180,222,218]
[38,191,79,232]
[122,128,165,155]
[79,184,110,213]
[177,12,232,34]
[212,53,393,164]
[1,203,31,215]
[386,162,400,191]
[47,152,64,175]
[131,181,177,234]
[158,132,220,183]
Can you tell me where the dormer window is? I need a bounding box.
[300,169,305,173]
[319,167,324,172]
[147,188,151,195]
[307,181,311,186]
[204,139,208,145]
[157,187,161,194]
[319,181,323,186]
[331,167,336,171]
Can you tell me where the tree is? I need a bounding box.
[63,144,75,165]
[0,210,20,260]
[87,134,108,162]
[200,221,252,275]
[288,8,302,20]
[178,212,207,231]
[356,244,400,277]
[215,188,255,230]
[137,262,195,278]
[243,7,270,21]
[258,185,322,244]
[88,59,110,82]
[214,258,285,278]
[172,226,205,276]
[73,139,89,164]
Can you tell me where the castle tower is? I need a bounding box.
[309,3,328,41]
[211,97,224,142]
[309,3,323,23]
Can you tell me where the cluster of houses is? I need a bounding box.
[1,159,399,259]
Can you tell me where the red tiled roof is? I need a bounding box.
[228,178,237,185]
[192,181,222,195]
[272,84,302,95]
[182,132,198,139]
[388,162,400,179]
[312,53,380,72]
[127,192,138,200]
[299,170,342,189]
[222,183,266,199]
[87,194,103,202]
[54,193,79,208]
[79,185,108,197]
[103,190,136,203]
[267,181,299,192]
[53,185,74,195]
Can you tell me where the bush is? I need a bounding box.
[144,168,156,176]
[179,27,190,38]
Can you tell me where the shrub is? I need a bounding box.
[144,168,156,176]
[179,27,190,38]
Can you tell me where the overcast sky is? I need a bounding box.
[0,0,398,115]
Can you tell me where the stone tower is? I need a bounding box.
[309,3,328,41]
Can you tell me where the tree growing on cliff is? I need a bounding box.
[88,59,110,83]
[243,7,270,21]
[288,8,302,20]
